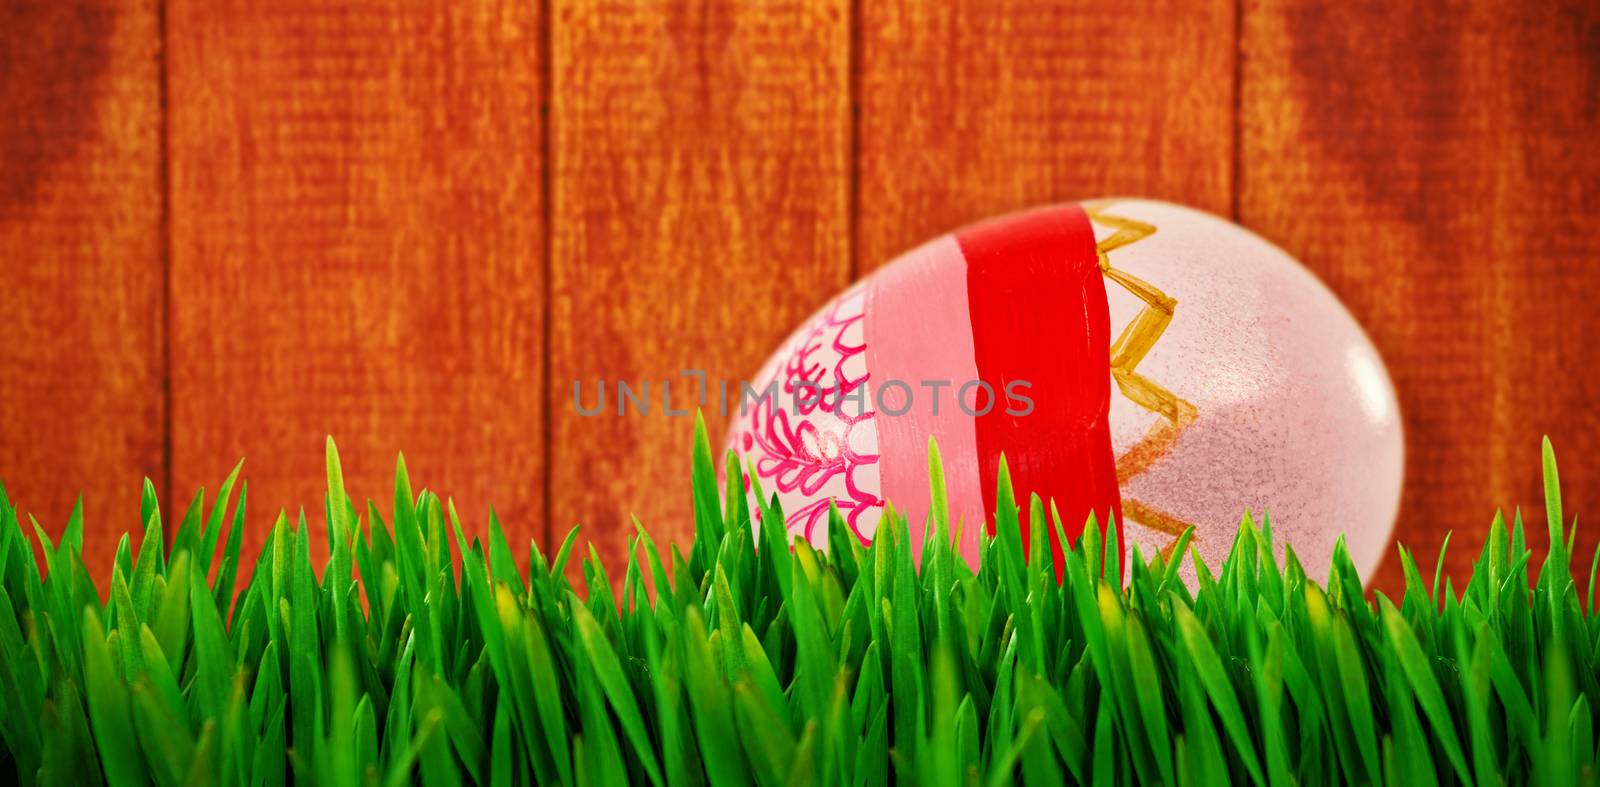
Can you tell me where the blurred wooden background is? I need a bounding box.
[1,0,1595,596]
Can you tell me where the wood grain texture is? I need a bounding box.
[1240,0,1600,595]
[857,0,1236,270]
[4,0,1597,597]
[548,0,851,576]
[166,0,545,574]
[0,0,165,575]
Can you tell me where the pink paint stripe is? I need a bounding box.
[864,235,985,568]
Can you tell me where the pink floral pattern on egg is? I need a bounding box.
[736,285,882,547]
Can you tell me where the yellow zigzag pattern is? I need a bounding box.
[1084,200,1198,556]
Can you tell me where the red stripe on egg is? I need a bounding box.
[957,204,1122,580]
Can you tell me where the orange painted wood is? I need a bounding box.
[166,0,545,575]
[1240,0,1600,595]
[0,0,165,575]
[547,0,852,577]
[4,0,1597,597]
[857,0,1237,271]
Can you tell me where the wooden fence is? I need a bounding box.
[1,0,1596,594]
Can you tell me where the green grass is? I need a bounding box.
[0,415,1593,786]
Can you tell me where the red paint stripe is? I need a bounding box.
[957,204,1122,580]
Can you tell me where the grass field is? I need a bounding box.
[0,417,1592,786]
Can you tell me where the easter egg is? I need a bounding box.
[726,199,1403,584]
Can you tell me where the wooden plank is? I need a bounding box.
[0,0,165,575]
[857,0,1237,270]
[1240,0,1600,593]
[167,0,545,574]
[548,0,853,577]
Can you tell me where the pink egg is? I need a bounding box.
[727,199,1403,584]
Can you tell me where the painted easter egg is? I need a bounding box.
[726,199,1403,583]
